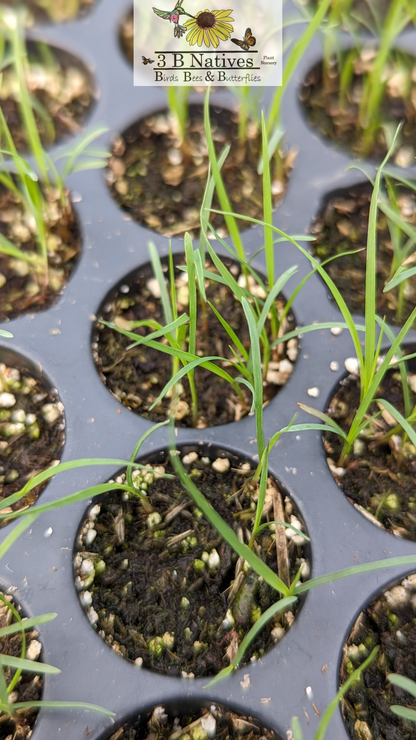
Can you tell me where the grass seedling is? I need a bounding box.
[210,125,416,468]
[0,9,109,286]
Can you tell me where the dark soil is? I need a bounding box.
[341,572,416,740]
[0,187,81,320]
[1,41,94,151]
[310,182,416,326]
[119,7,133,65]
[107,705,282,740]
[106,105,292,238]
[2,0,95,23]
[323,368,416,541]
[0,361,65,525]
[0,592,43,740]
[75,449,309,678]
[93,255,297,428]
[300,50,416,164]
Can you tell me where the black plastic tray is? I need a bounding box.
[1,1,416,737]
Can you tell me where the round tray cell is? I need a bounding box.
[0,588,43,739]
[74,445,310,679]
[119,6,133,65]
[105,104,291,238]
[341,572,416,740]
[92,254,298,428]
[321,346,416,541]
[1,39,96,152]
[0,347,65,526]
[300,49,416,166]
[1,0,97,24]
[0,185,82,321]
[309,181,416,327]
[100,702,283,740]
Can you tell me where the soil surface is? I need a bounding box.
[0,186,81,320]
[2,0,95,23]
[107,705,282,740]
[106,105,292,238]
[75,449,309,678]
[0,361,65,525]
[310,182,416,326]
[300,49,416,164]
[93,256,297,428]
[323,367,416,541]
[0,592,43,740]
[1,41,94,151]
[341,573,416,740]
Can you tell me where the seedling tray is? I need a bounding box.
[1,1,416,738]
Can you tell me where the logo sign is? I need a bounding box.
[134,0,282,87]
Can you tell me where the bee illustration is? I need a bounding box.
[142,55,155,65]
[231,28,256,52]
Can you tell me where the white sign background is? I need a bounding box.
[134,0,282,86]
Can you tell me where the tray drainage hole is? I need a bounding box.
[322,345,416,541]
[0,588,44,738]
[74,445,310,679]
[0,348,65,524]
[309,180,416,328]
[101,702,284,740]
[92,254,298,428]
[299,48,416,166]
[1,0,98,24]
[341,572,416,740]
[105,103,291,239]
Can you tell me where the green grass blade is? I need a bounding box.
[199,145,230,255]
[204,88,244,259]
[291,717,303,740]
[0,512,38,559]
[208,302,249,362]
[169,442,290,597]
[241,297,265,458]
[2,700,115,715]
[0,613,57,639]
[261,111,274,288]
[314,647,379,740]
[375,399,416,447]
[295,555,416,596]
[388,675,416,698]
[149,355,226,410]
[0,655,60,673]
[257,265,298,336]
[297,403,348,440]
[204,596,297,687]
[125,420,169,490]
[390,706,416,721]
[148,242,173,324]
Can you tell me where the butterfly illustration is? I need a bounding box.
[231,28,256,52]
[142,56,155,65]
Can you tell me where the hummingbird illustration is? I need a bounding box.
[152,0,194,38]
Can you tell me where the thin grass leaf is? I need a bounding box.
[375,399,416,447]
[59,125,109,184]
[384,266,416,292]
[199,145,229,255]
[294,554,416,596]
[101,315,189,350]
[204,596,297,687]
[125,420,169,490]
[261,112,274,289]
[0,613,57,639]
[208,302,249,362]
[241,297,265,458]
[388,674,416,698]
[0,329,13,338]
[291,717,303,740]
[148,355,226,410]
[204,88,244,259]
[193,249,206,303]
[0,655,60,673]
[148,242,173,324]
[0,512,38,559]
[297,403,348,440]
[390,706,416,721]
[257,266,298,337]
[314,647,379,740]
[272,321,365,347]
[0,700,115,715]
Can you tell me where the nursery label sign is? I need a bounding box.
[134,0,282,86]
